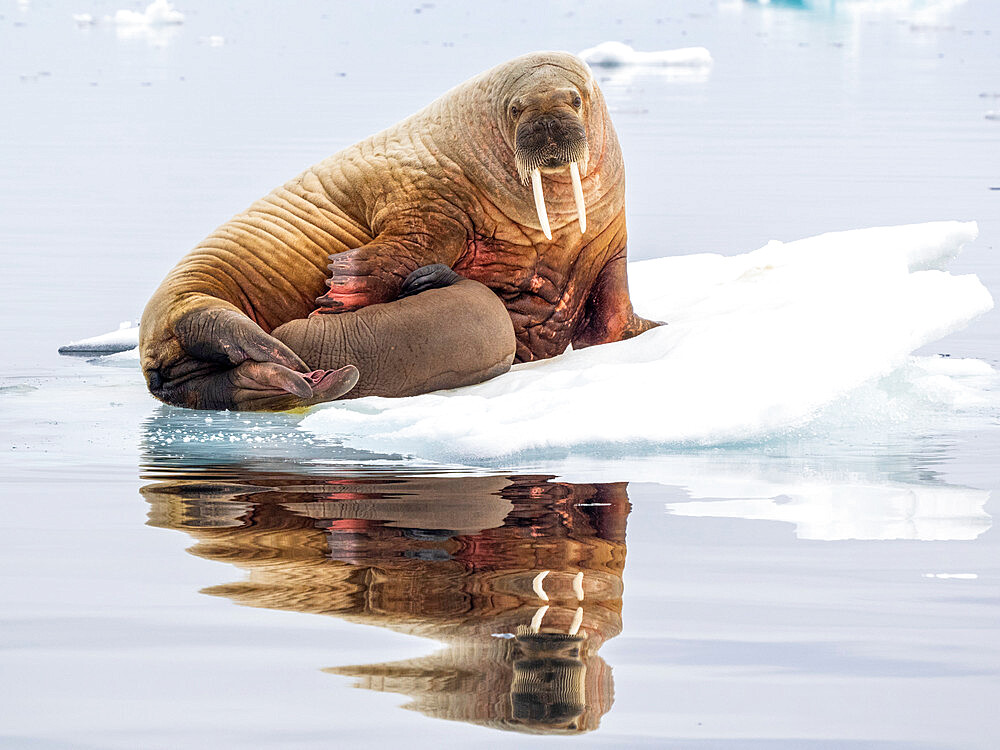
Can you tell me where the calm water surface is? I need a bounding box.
[2,1,999,747]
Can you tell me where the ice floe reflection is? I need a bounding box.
[140,400,993,546]
[665,475,991,541]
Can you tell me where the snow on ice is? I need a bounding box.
[301,221,995,461]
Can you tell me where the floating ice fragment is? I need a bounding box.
[59,321,139,355]
[72,13,95,26]
[200,35,225,46]
[113,0,184,26]
[578,41,713,68]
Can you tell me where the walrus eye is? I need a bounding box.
[571,94,582,109]
[509,104,520,120]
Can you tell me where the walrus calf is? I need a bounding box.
[140,51,657,411]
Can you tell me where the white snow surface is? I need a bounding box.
[302,221,995,461]
[579,41,713,68]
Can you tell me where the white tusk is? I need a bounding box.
[532,570,550,601]
[530,168,552,241]
[568,607,584,636]
[573,571,585,601]
[569,161,587,234]
[530,604,549,633]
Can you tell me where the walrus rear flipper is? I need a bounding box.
[274,275,516,400]
[151,361,359,411]
[143,305,360,411]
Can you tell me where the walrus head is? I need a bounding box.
[499,54,595,240]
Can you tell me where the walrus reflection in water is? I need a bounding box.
[139,51,658,410]
[142,472,629,734]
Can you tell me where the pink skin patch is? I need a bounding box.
[304,370,330,385]
[301,365,360,401]
[310,290,375,315]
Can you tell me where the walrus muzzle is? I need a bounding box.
[510,632,588,729]
[514,115,588,240]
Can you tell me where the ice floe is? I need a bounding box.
[301,221,994,462]
[63,222,995,464]
[59,321,139,355]
[578,41,713,69]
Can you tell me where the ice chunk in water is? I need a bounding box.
[58,321,139,355]
[579,41,713,68]
[113,0,184,26]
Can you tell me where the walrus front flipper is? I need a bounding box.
[572,253,660,350]
[314,215,469,314]
[313,246,402,314]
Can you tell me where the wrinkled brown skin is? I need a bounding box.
[272,278,514,399]
[140,51,657,411]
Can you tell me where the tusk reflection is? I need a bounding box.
[530,604,550,633]
[533,570,550,601]
[573,571,585,601]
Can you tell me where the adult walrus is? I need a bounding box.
[140,51,658,411]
